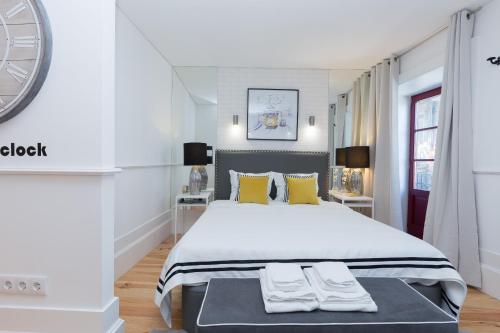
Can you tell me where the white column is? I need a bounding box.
[0,0,123,332]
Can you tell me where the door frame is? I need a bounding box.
[407,87,441,238]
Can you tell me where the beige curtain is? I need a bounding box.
[359,67,378,196]
[351,73,370,147]
[335,94,348,150]
[372,59,403,230]
[350,58,403,230]
[351,80,361,145]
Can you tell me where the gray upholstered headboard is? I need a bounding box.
[215,150,330,201]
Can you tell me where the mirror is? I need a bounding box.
[171,66,217,233]
[173,66,218,189]
[328,69,366,152]
[328,69,367,190]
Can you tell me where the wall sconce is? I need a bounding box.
[308,116,315,126]
[233,115,239,126]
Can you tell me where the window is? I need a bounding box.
[410,87,441,191]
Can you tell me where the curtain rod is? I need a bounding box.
[396,25,448,58]
[344,7,483,98]
[396,6,482,59]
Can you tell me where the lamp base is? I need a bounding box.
[349,168,363,196]
[332,167,343,191]
[341,168,351,193]
[199,166,208,191]
[189,166,203,195]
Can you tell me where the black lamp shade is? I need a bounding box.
[335,148,346,166]
[346,146,369,168]
[184,143,207,166]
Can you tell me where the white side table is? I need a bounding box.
[174,188,214,243]
[329,190,374,218]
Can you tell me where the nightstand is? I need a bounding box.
[329,190,374,218]
[174,188,214,243]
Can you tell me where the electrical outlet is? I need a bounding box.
[0,275,47,296]
[29,276,47,295]
[1,278,14,293]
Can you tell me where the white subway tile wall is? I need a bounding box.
[217,68,329,151]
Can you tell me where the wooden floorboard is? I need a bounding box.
[115,237,500,333]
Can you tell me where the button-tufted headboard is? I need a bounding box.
[215,150,330,201]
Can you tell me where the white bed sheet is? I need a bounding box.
[155,200,466,326]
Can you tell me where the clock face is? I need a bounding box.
[0,0,51,123]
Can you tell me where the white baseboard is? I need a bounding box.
[107,318,125,333]
[114,211,172,280]
[0,297,122,333]
[481,264,500,300]
[480,249,500,300]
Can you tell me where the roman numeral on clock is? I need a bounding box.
[10,36,37,48]
[6,62,29,83]
[6,2,27,19]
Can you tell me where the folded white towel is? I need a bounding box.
[265,263,305,291]
[312,262,355,290]
[312,269,358,293]
[305,269,368,301]
[304,268,377,312]
[260,269,319,313]
[261,269,316,302]
[318,300,378,312]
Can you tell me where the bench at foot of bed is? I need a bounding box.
[179,278,454,333]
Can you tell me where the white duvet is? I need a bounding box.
[155,200,466,326]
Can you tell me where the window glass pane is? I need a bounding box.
[414,128,437,160]
[415,94,440,129]
[414,161,434,191]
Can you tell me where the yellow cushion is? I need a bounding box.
[238,175,269,204]
[286,176,319,205]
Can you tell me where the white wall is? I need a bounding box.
[0,1,123,332]
[114,8,175,279]
[471,0,500,299]
[114,9,200,278]
[217,68,329,151]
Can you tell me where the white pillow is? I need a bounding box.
[229,170,273,201]
[272,172,319,202]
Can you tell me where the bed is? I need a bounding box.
[154,150,466,332]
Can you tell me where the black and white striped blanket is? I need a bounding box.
[155,200,466,326]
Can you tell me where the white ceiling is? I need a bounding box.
[117,0,487,69]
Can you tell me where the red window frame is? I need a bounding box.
[408,87,441,193]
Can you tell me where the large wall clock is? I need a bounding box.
[0,0,52,124]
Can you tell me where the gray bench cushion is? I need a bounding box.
[182,281,443,333]
[196,278,457,333]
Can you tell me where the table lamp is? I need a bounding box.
[184,143,208,195]
[346,146,369,196]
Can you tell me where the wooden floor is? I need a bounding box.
[116,237,500,333]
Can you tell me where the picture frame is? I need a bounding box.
[246,88,299,141]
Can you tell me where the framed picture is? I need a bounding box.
[247,88,299,141]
